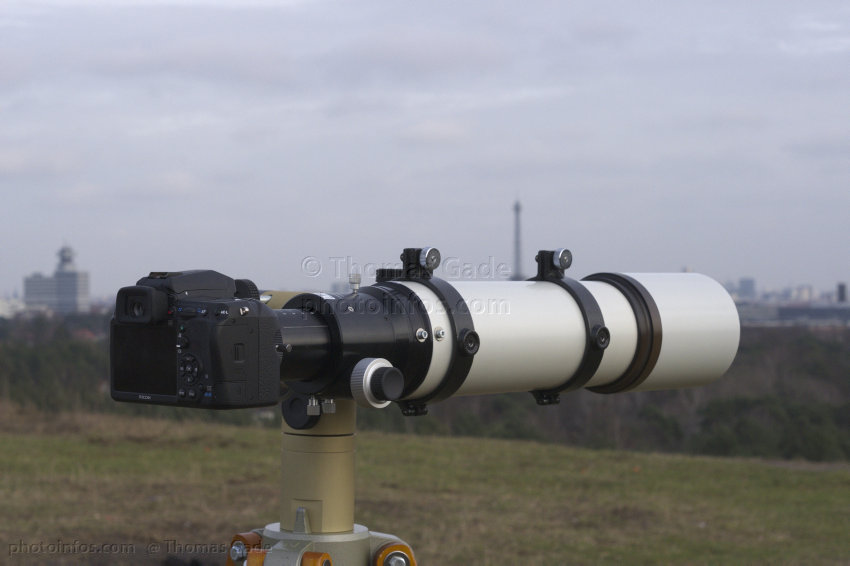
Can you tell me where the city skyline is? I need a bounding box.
[2,241,846,306]
[1,1,848,298]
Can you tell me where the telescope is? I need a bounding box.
[110,247,740,566]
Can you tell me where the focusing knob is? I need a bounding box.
[370,367,405,401]
[351,358,402,409]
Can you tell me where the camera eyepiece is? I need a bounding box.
[115,285,168,324]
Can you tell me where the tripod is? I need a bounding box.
[225,400,416,566]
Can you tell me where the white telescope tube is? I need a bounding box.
[451,281,588,397]
[399,273,739,399]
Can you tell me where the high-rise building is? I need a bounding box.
[24,246,90,314]
[737,278,757,301]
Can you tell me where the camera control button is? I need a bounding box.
[187,388,197,400]
[178,388,186,398]
[179,355,200,377]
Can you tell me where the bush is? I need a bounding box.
[691,396,849,461]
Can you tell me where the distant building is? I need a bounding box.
[0,297,24,319]
[838,283,847,304]
[737,278,756,301]
[792,285,813,303]
[24,246,90,314]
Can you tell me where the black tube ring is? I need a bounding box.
[393,277,478,412]
[582,273,662,394]
[529,277,608,404]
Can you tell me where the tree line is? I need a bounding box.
[1,314,848,461]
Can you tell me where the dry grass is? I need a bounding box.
[0,402,278,565]
[1,401,848,565]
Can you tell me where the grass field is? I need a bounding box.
[1,401,848,565]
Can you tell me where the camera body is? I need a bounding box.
[110,270,282,408]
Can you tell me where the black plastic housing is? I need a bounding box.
[110,271,282,409]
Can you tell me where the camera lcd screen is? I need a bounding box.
[111,323,177,396]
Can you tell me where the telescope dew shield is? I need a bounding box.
[584,273,740,392]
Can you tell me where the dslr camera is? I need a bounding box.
[110,270,282,408]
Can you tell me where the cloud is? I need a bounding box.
[125,112,227,138]
[784,136,850,160]
[779,37,850,55]
[571,22,638,49]
[0,148,75,179]
[398,120,468,146]
[779,10,850,55]
[316,31,508,89]
[1,0,849,296]
[5,0,312,6]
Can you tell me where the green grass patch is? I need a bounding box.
[1,405,848,565]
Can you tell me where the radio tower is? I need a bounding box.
[511,200,523,280]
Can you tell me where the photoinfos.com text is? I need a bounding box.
[7,538,243,558]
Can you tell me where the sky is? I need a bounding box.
[1,0,848,300]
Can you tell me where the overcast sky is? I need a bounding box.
[1,0,848,299]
